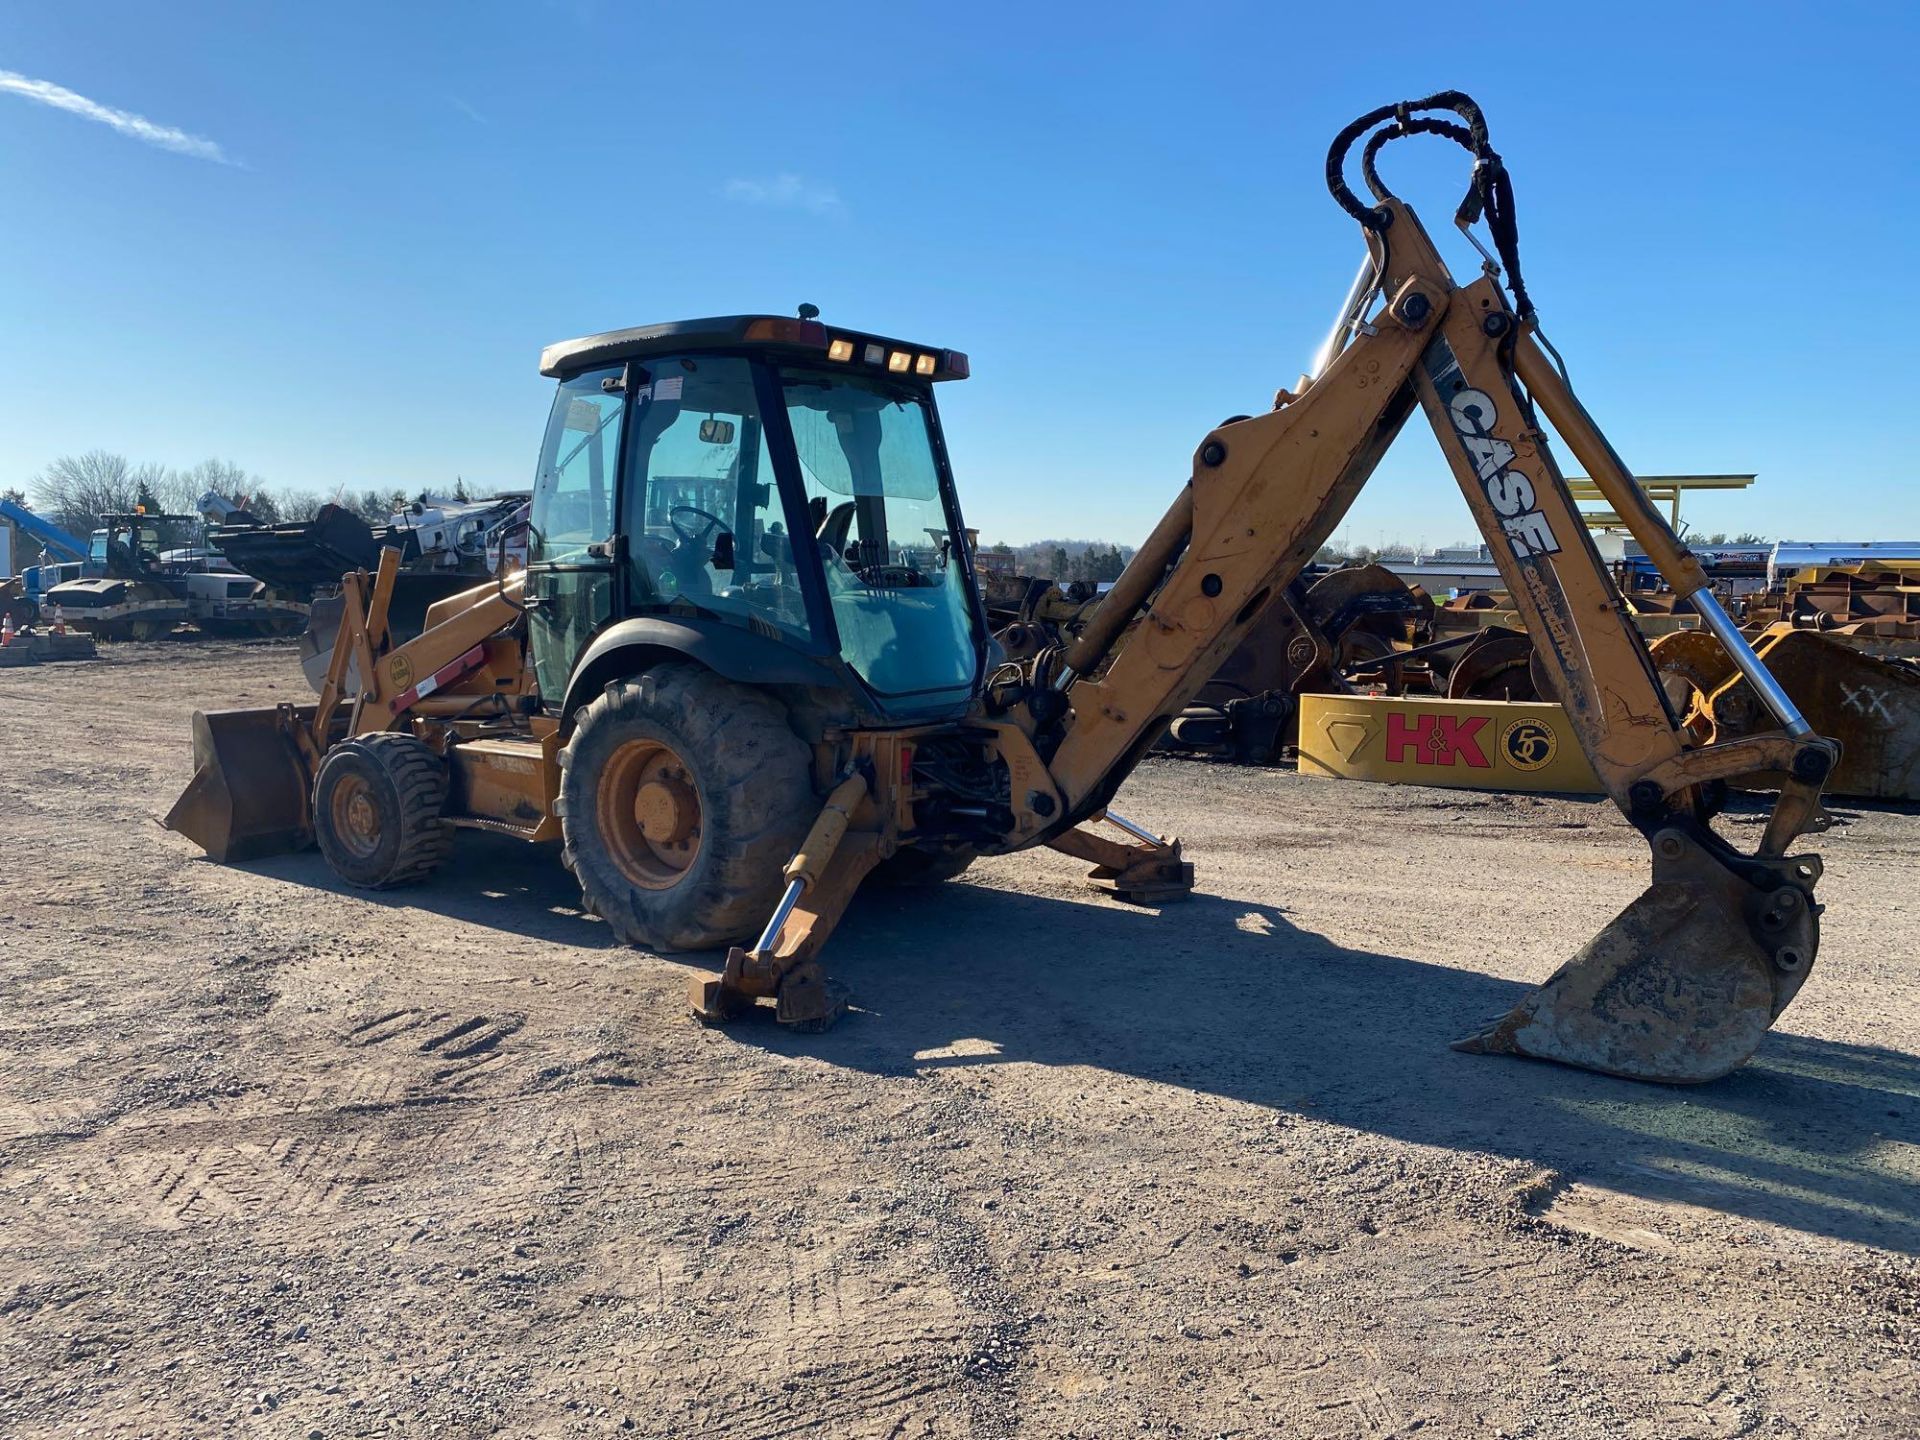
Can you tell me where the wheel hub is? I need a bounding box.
[330,774,383,859]
[634,775,697,846]
[599,739,703,889]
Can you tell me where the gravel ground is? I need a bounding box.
[2,641,1917,1438]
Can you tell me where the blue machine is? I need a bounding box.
[1,498,90,567]
[1,499,94,619]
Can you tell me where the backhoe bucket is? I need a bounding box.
[1454,825,1820,1084]
[163,705,316,862]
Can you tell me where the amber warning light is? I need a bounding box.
[824,335,968,381]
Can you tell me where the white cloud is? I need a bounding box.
[449,95,486,125]
[723,173,840,215]
[0,68,236,165]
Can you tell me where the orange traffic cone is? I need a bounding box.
[49,603,65,636]
[1,612,15,647]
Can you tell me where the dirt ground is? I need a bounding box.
[2,641,1917,1439]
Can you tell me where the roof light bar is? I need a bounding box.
[741,316,829,347]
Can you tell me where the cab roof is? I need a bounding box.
[538,314,968,383]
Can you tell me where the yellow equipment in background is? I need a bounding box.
[1298,694,1603,795]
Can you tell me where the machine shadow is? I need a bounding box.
[742,876,1920,1255]
[232,832,606,946]
[222,833,1920,1253]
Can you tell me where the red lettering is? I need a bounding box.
[1440,715,1492,769]
[1385,711,1431,764]
[1384,712,1491,768]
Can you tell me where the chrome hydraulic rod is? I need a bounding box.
[753,878,808,954]
[1693,591,1814,738]
[1102,809,1166,846]
[1306,251,1381,383]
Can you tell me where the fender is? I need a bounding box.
[558,614,843,727]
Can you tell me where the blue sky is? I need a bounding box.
[1,2,1914,548]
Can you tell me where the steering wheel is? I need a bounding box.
[669,505,727,547]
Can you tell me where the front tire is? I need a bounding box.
[557,665,814,951]
[312,733,453,887]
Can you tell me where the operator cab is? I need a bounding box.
[527,313,985,720]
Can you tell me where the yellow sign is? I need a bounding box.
[1297,694,1603,795]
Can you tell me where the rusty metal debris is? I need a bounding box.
[1654,624,1920,800]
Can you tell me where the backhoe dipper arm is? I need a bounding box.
[1037,94,1836,1083]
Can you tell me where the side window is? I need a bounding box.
[623,357,811,641]
[530,368,622,564]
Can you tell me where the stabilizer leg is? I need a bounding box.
[1047,811,1195,905]
[689,773,879,1031]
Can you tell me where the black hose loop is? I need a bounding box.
[1324,91,1534,319]
[1326,90,1494,227]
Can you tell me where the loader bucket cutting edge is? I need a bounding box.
[1453,832,1820,1084]
[163,706,316,863]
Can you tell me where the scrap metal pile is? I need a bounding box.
[986,564,1587,765]
[213,491,530,643]
[987,556,1920,800]
[1654,564,1920,800]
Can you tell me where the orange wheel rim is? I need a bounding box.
[597,738,702,890]
[329,772,384,860]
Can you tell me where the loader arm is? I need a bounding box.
[1028,94,1837,1082]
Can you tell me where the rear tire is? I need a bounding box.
[312,733,453,887]
[557,665,814,950]
[870,847,976,886]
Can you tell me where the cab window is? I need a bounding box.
[622,356,812,642]
[528,365,624,704]
[530,368,621,562]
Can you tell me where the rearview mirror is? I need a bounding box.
[699,417,736,445]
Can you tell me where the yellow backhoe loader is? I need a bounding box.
[168,93,1836,1083]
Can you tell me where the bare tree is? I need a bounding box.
[0,486,27,509]
[275,491,329,522]
[176,458,266,517]
[349,489,407,524]
[33,451,137,538]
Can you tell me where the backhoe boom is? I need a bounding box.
[1015,96,1835,1081]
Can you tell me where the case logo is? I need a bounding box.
[1445,386,1563,560]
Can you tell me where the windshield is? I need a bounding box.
[780,371,979,710]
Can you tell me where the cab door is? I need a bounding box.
[527,364,626,704]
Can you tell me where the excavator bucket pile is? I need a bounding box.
[163,706,315,862]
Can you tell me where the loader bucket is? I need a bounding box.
[163,705,317,862]
[1454,825,1820,1084]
